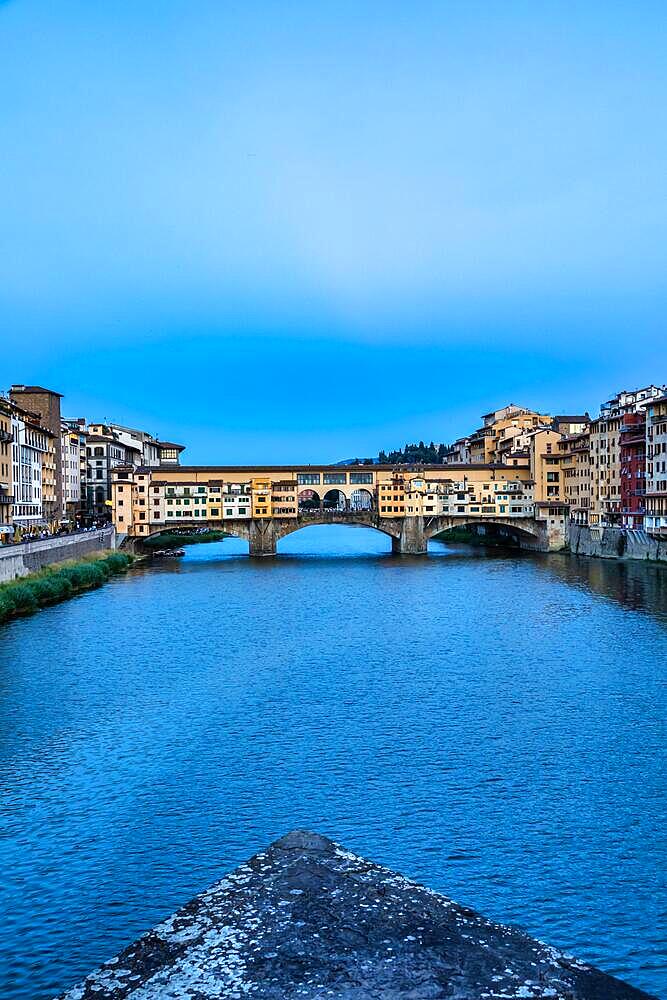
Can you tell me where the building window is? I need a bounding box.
[323,473,346,484]
[350,473,373,484]
[297,473,321,485]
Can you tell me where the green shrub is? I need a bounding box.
[105,552,132,572]
[35,574,74,604]
[63,562,107,589]
[144,530,228,549]
[0,589,18,620]
[0,550,135,624]
[6,582,40,614]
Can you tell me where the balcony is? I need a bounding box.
[0,493,15,505]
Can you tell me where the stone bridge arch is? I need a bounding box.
[249,513,403,556]
[121,512,551,559]
[425,516,545,550]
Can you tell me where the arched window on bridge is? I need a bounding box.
[350,488,373,511]
[322,489,347,511]
[298,489,320,511]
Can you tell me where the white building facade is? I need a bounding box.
[11,410,47,527]
[61,425,82,518]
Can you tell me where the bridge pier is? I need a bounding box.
[248,519,278,557]
[392,515,427,555]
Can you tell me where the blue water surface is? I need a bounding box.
[0,528,665,998]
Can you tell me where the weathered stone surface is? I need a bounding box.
[568,523,667,563]
[56,830,655,999]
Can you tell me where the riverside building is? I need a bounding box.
[10,404,49,529]
[85,424,184,521]
[645,393,667,535]
[468,405,552,467]
[0,397,13,540]
[559,430,591,525]
[589,386,666,527]
[9,385,63,523]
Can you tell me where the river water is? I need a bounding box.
[1,528,665,998]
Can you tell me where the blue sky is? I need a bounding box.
[1,1,666,463]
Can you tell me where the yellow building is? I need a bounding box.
[378,472,407,516]
[588,415,622,526]
[38,427,58,526]
[468,405,552,466]
[528,428,564,503]
[271,480,298,517]
[251,477,273,518]
[559,431,591,525]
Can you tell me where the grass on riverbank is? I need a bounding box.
[143,530,230,549]
[0,551,135,625]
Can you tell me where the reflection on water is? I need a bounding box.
[535,549,667,621]
[0,527,665,999]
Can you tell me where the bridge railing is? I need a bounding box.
[298,506,373,517]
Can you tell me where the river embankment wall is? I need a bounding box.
[0,528,116,583]
[568,523,667,563]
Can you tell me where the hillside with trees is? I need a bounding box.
[378,441,447,465]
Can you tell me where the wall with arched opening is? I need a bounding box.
[298,489,320,510]
[322,489,347,511]
[428,519,541,549]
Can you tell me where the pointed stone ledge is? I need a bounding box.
[56,830,655,1000]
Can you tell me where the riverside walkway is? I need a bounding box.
[56,830,654,1000]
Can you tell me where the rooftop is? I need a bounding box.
[145,463,520,474]
[56,830,653,1000]
[10,384,63,397]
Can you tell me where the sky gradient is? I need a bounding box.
[1,1,666,463]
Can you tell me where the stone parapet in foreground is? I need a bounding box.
[0,527,115,583]
[56,830,655,1000]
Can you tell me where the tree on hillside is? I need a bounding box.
[376,440,449,465]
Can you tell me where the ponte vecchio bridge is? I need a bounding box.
[112,464,568,556]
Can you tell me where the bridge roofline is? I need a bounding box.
[132,462,517,474]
